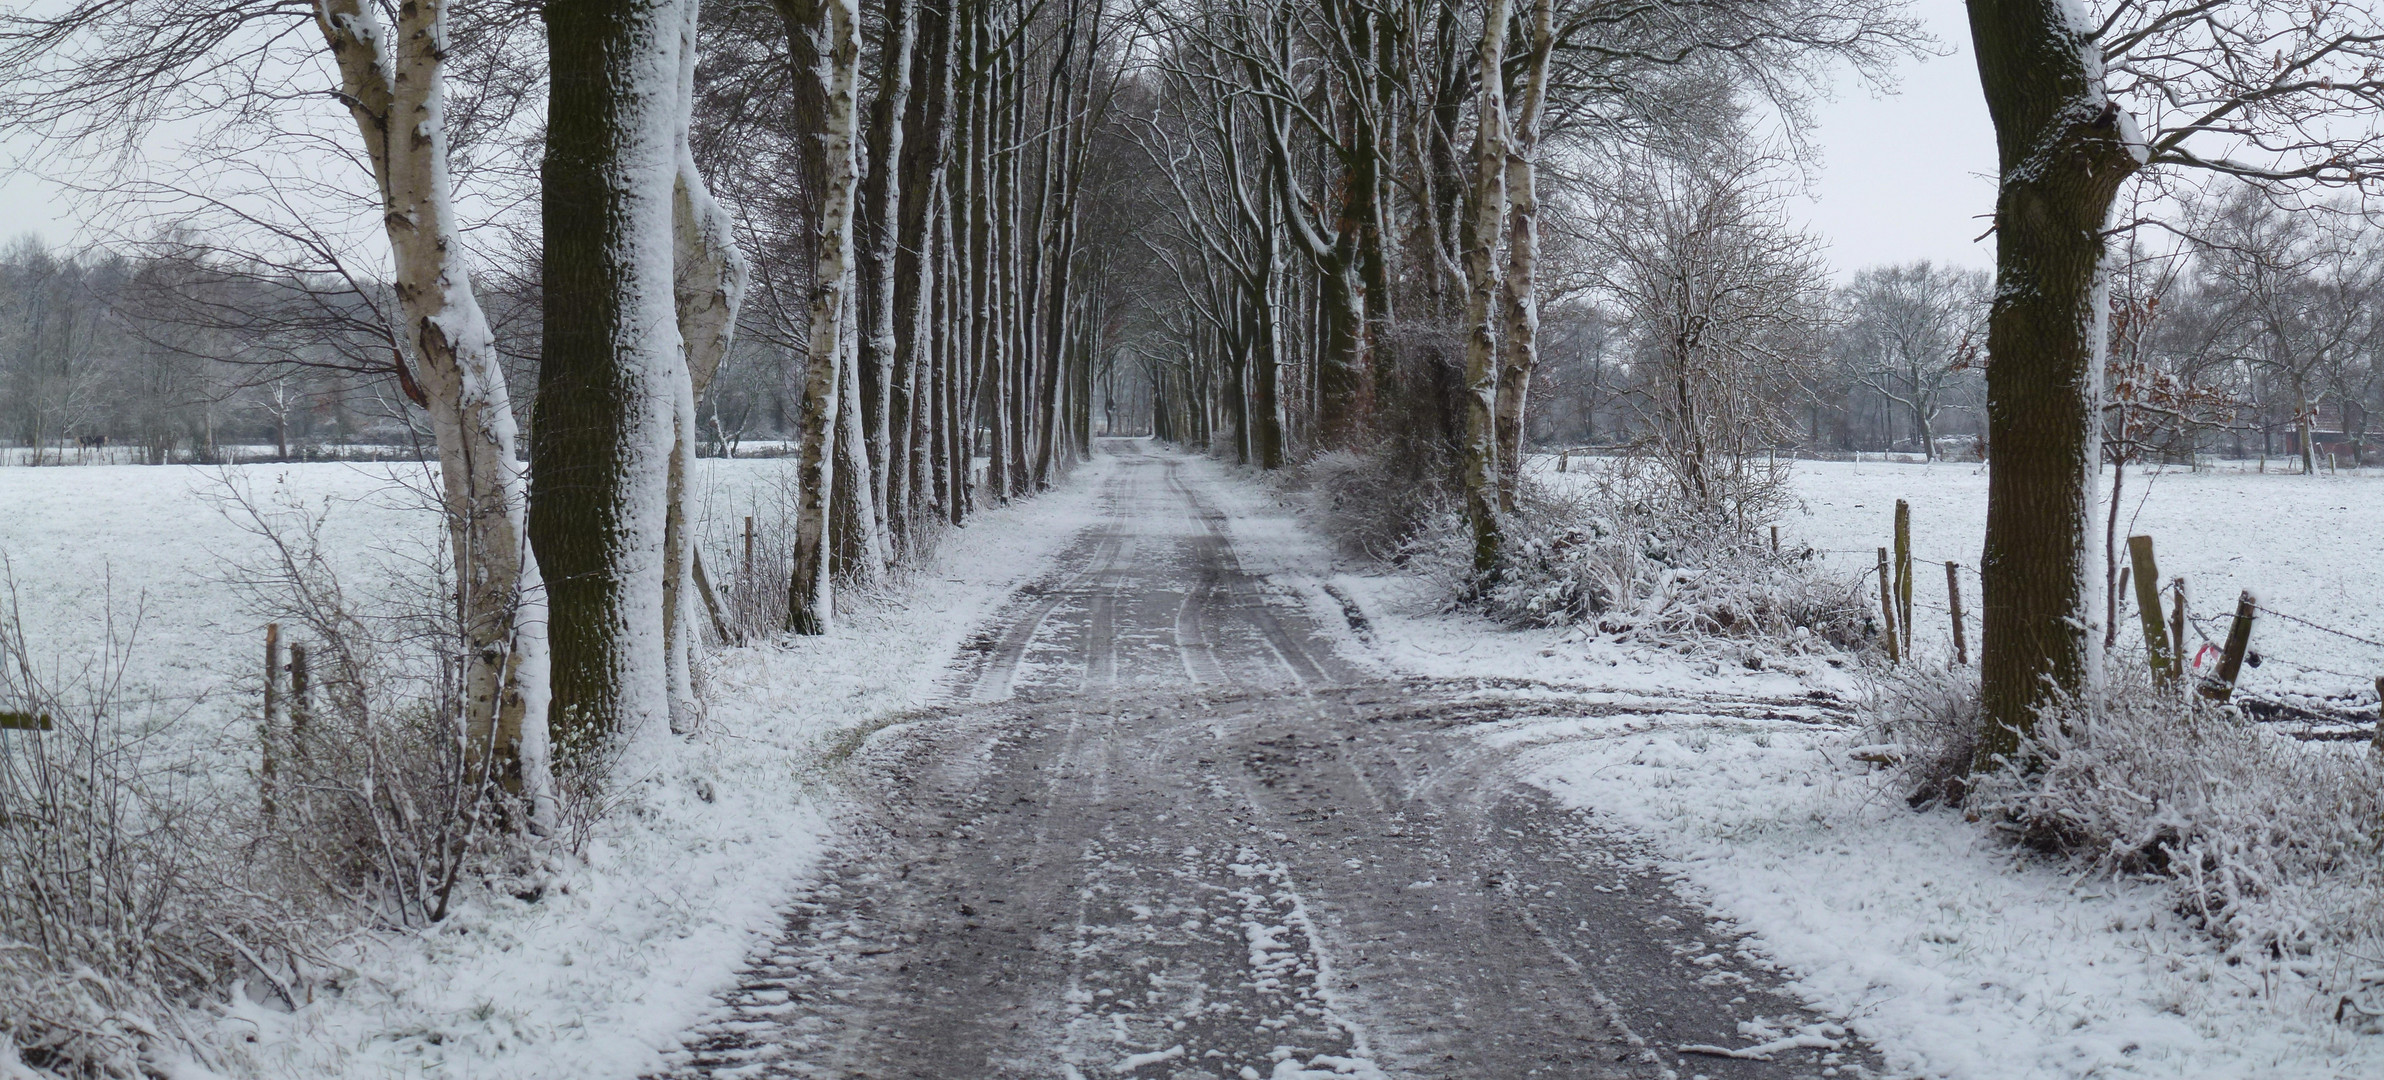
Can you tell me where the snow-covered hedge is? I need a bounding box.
[1283,448,1456,564]
[1868,665,2384,1027]
[1433,461,1866,649]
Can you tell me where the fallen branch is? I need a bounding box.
[1678,1033,1840,1061]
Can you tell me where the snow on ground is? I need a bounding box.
[1526,456,2384,707]
[8,448,2381,1079]
[0,454,1115,1080]
[1495,715,2384,1080]
[1236,453,2384,1079]
[1198,455,1849,703]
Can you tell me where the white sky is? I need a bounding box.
[2,0,1998,281]
[1790,0,1999,280]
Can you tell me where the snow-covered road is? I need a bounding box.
[654,443,1870,1080]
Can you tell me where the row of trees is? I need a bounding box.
[5,0,2384,798]
[1110,0,1919,571]
[15,193,2381,480]
[1110,0,2384,771]
[1532,187,2384,471]
[0,0,1123,797]
[0,237,425,462]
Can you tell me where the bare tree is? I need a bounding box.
[1574,145,1829,522]
[1965,0,2384,769]
[1833,262,1988,460]
[1,0,556,797]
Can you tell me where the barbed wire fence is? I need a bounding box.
[1803,531,2384,741]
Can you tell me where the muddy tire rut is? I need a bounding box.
[654,444,1879,1080]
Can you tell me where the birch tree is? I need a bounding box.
[0,0,555,796]
[777,0,864,635]
[666,0,751,730]
[1457,0,1513,575]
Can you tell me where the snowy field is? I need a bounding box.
[1354,456,2384,1080]
[0,458,806,738]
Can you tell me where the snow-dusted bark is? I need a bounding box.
[1967,0,2140,771]
[832,313,886,579]
[312,0,549,801]
[530,0,689,756]
[892,0,956,550]
[1457,0,1512,576]
[664,0,751,732]
[858,0,916,548]
[1493,0,1554,515]
[787,0,863,635]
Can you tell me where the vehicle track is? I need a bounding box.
[655,442,1880,1080]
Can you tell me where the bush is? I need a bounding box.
[1282,448,1456,563]
[0,472,561,1075]
[1436,459,1866,650]
[214,474,542,927]
[0,575,293,1079]
[1869,663,2384,1001]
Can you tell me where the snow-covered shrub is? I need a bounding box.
[1859,663,1982,807]
[1284,448,1455,563]
[1874,663,2384,1008]
[216,478,540,928]
[0,579,288,1078]
[1438,460,1868,649]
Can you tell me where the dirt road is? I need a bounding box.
[658,443,1872,1080]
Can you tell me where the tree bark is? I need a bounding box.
[665,0,749,732]
[783,0,864,635]
[315,0,550,799]
[533,0,687,761]
[1968,0,2144,773]
[1493,0,1554,513]
[1458,0,1512,576]
[857,0,917,546]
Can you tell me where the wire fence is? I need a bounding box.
[1809,512,2384,737]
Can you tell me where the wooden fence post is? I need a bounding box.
[2169,577,2187,684]
[2200,590,2256,702]
[1876,547,1900,664]
[2127,535,2173,686]
[1770,525,1779,554]
[1946,561,1968,667]
[692,552,736,645]
[289,642,311,740]
[262,623,281,822]
[1894,500,1913,655]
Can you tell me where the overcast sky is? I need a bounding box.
[2,0,1998,282]
[1793,0,1998,279]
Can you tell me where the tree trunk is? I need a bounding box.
[315,0,550,798]
[1493,0,1554,513]
[857,0,917,546]
[1458,0,1512,576]
[2295,379,2316,475]
[889,0,952,553]
[784,0,864,635]
[831,322,886,578]
[532,0,687,762]
[1968,0,2144,773]
[665,0,750,732]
